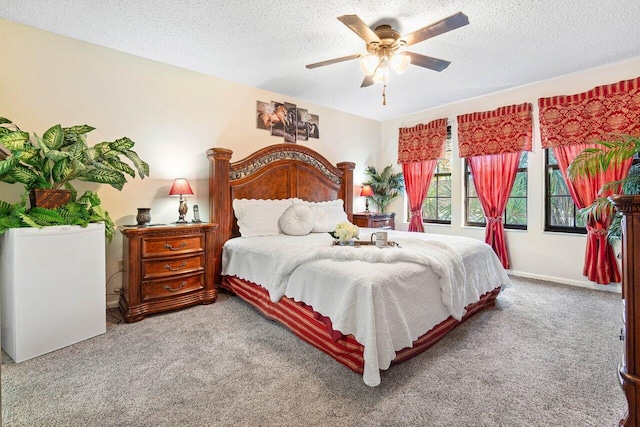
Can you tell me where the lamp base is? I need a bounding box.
[176,197,188,224]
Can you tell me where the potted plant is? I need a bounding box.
[566,134,640,243]
[363,165,405,213]
[0,190,116,240]
[0,117,150,240]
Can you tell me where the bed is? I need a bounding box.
[207,144,510,386]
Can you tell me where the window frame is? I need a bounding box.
[421,125,452,225]
[544,149,640,234]
[544,149,587,234]
[464,152,528,230]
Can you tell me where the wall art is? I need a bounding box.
[257,100,319,143]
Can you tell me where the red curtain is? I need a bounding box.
[398,119,447,163]
[553,145,631,284]
[539,76,640,284]
[398,118,447,232]
[457,103,533,268]
[468,152,521,269]
[402,160,438,232]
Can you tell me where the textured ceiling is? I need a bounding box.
[2,1,640,121]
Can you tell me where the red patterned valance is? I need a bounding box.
[539,76,640,148]
[397,118,448,164]
[457,103,533,158]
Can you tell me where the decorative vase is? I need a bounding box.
[136,208,151,226]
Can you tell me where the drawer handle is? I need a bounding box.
[164,281,186,292]
[164,261,187,271]
[164,242,187,251]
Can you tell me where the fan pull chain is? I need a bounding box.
[382,84,387,106]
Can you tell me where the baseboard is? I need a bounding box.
[508,270,622,293]
[106,296,120,309]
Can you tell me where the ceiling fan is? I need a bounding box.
[306,12,469,104]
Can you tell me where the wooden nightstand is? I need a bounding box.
[119,223,218,322]
[352,212,395,230]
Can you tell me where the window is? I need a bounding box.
[544,149,640,233]
[465,152,528,229]
[544,149,586,233]
[422,126,452,224]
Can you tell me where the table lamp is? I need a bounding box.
[360,185,374,212]
[169,178,194,223]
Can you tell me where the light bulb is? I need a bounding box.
[359,55,379,76]
[372,66,390,84]
[390,53,411,74]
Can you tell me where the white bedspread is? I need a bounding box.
[222,229,511,386]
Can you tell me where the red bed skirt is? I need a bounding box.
[222,276,501,375]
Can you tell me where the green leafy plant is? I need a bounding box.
[0,117,150,239]
[0,117,149,191]
[0,190,116,241]
[566,134,640,243]
[364,165,405,213]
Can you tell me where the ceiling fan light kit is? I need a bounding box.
[306,12,469,105]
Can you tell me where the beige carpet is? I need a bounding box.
[1,276,627,426]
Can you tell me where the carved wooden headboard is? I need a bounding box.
[206,143,355,282]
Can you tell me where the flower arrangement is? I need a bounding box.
[330,222,359,242]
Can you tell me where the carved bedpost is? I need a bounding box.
[207,147,233,285]
[337,161,355,222]
[610,194,640,427]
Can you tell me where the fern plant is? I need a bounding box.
[364,165,405,213]
[566,134,640,244]
[0,117,149,191]
[0,190,116,241]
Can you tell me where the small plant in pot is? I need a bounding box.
[363,165,405,213]
[0,117,150,241]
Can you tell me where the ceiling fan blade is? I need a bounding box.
[306,54,362,69]
[360,74,374,88]
[337,15,381,44]
[405,52,451,72]
[399,11,469,47]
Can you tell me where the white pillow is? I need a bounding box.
[278,204,314,236]
[233,198,295,237]
[294,199,349,232]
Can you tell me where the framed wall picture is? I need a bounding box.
[256,100,320,143]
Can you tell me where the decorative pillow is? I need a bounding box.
[309,205,334,232]
[294,199,349,232]
[233,198,295,237]
[278,204,314,236]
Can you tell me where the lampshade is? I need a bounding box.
[360,185,374,197]
[390,53,411,74]
[372,66,390,84]
[169,178,194,196]
[359,55,379,76]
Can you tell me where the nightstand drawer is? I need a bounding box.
[142,273,204,302]
[142,254,205,280]
[352,212,395,230]
[370,219,392,229]
[142,235,204,257]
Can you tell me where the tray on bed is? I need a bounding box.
[332,240,400,248]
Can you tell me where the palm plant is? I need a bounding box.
[364,165,405,213]
[566,134,640,243]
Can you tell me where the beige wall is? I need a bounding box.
[383,56,640,291]
[0,19,381,306]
